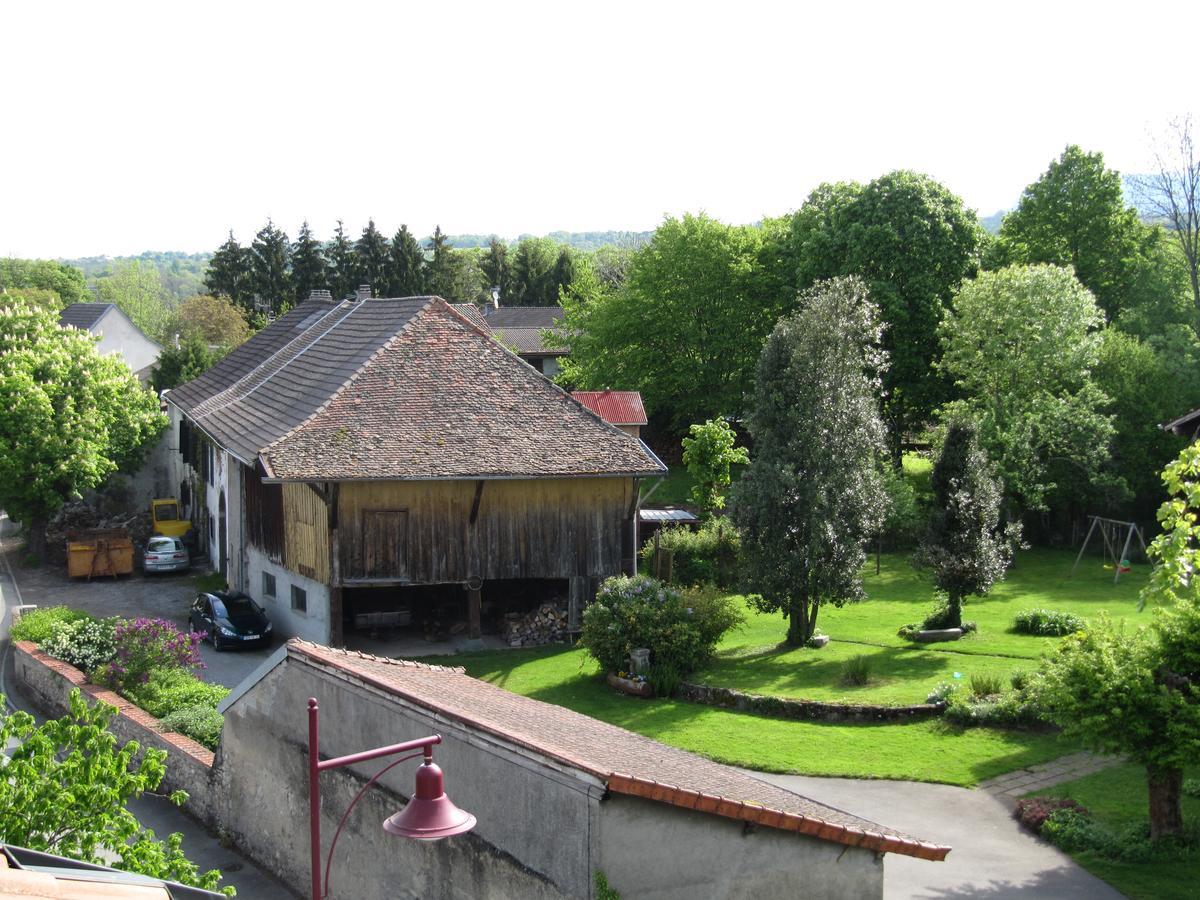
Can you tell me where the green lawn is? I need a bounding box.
[446,644,1070,785]
[1030,765,1200,900]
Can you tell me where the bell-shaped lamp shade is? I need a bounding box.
[383,761,476,841]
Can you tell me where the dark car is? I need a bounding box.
[190,591,273,651]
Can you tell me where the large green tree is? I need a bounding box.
[204,231,250,307]
[150,335,221,394]
[508,237,558,306]
[386,225,426,296]
[355,218,390,295]
[425,225,457,299]
[167,293,252,349]
[560,214,785,433]
[247,220,291,315]
[327,220,358,301]
[998,145,1160,320]
[0,690,233,894]
[290,220,328,303]
[938,264,1116,517]
[93,260,172,341]
[0,297,165,558]
[479,236,511,301]
[0,258,87,306]
[733,276,889,646]
[790,171,983,465]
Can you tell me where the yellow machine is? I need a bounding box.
[151,498,192,539]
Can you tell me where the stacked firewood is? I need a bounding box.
[503,603,569,647]
[46,502,153,565]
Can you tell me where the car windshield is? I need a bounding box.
[214,595,259,618]
[155,502,179,520]
[147,538,177,552]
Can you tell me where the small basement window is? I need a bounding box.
[291,584,307,613]
[262,572,276,598]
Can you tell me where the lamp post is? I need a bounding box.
[307,698,476,900]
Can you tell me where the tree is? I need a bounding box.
[0,258,87,306]
[425,225,456,299]
[559,214,785,433]
[327,220,358,301]
[0,690,233,894]
[998,145,1157,320]
[0,298,165,558]
[355,218,390,295]
[1034,443,1200,840]
[1136,116,1200,331]
[93,260,172,341]
[790,172,983,466]
[479,236,510,301]
[508,237,558,306]
[247,219,291,315]
[681,419,749,516]
[386,225,425,296]
[204,231,250,308]
[732,276,889,646]
[938,264,1116,516]
[914,421,1015,629]
[290,220,328,303]
[168,293,251,349]
[550,246,576,301]
[149,335,221,393]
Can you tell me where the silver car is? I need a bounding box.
[142,535,190,573]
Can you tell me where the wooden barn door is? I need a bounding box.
[362,509,408,579]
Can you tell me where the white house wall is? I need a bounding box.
[94,307,161,378]
[245,545,331,644]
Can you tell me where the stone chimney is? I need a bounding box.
[356,284,373,302]
[308,289,334,303]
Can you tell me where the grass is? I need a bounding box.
[1030,764,1200,900]
[440,644,1071,785]
[639,463,746,507]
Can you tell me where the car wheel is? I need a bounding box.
[211,627,225,652]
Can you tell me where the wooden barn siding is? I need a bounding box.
[338,478,633,584]
[282,483,330,582]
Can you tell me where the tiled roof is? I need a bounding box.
[452,303,489,330]
[1164,407,1200,437]
[261,299,661,479]
[491,326,567,356]
[287,640,950,861]
[484,306,564,328]
[58,302,113,331]
[572,390,648,426]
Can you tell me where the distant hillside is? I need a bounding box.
[979,210,1007,234]
[61,251,211,302]
[443,230,653,251]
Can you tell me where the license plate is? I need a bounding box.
[242,634,258,640]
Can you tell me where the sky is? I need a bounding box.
[3,0,1198,259]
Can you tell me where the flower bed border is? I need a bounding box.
[11,641,221,826]
[674,681,946,723]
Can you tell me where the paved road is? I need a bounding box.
[0,513,296,899]
[750,771,1125,899]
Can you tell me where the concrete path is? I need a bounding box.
[977,751,1121,805]
[750,771,1125,899]
[0,513,297,899]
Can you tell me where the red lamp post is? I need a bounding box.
[307,698,476,900]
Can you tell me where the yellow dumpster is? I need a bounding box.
[67,528,134,579]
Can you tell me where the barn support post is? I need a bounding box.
[327,483,343,647]
[467,585,482,640]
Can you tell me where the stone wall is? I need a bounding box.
[675,681,946,723]
[12,642,222,826]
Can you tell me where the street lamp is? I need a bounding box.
[307,698,476,900]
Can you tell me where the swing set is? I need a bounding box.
[1069,515,1149,584]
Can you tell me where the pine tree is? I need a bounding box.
[248,220,292,316]
[509,237,556,305]
[327,220,358,301]
[479,237,510,302]
[205,231,250,308]
[550,246,576,304]
[426,226,457,299]
[290,220,328,304]
[386,225,426,296]
[355,218,390,296]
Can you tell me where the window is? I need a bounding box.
[262,572,276,598]
[291,584,307,613]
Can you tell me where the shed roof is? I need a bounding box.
[1163,407,1200,438]
[58,302,114,331]
[168,295,661,480]
[571,390,648,426]
[484,306,564,328]
[639,508,699,523]
[284,640,949,861]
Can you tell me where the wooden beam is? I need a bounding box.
[467,587,482,639]
[469,480,485,525]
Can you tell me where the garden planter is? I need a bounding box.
[807,635,830,648]
[607,673,655,698]
[914,628,964,643]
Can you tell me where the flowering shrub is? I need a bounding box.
[1015,796,1089,833]
[96,618,203,690]
[580,575,742,695]
[12,606,95,644]
[39,618,117,674]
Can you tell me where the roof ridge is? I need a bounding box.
[257,297,438,470]
[287,638,466,674]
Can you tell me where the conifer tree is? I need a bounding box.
[355,218,390,296]
[386,225,426,296]
[205,231,250,308]
[426,226,457,299]
[290,220,328,303]
[479,237,510,301]
[248,220,291,316]
[550,246,576,303]
[327,220,358,301]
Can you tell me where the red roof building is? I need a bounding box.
[571,390,648,438]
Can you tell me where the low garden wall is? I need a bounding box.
[675,680,946,723]
[12,641,223,827]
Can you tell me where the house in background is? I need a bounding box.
[164,290,664,646]
[58,302,161,383]
[480,305,569,377]
[571,390,648,439]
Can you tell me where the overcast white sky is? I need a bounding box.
[3,0,1197,258]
